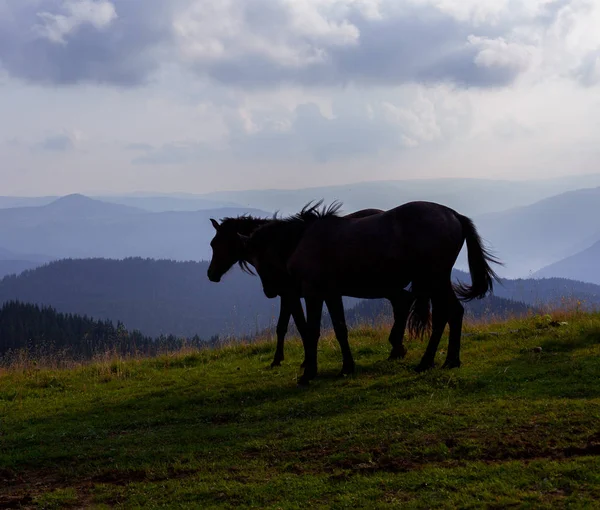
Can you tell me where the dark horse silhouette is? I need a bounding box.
[240,201,501,385]
[207,209,418,370]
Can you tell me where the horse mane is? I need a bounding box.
[287,200,343,223]
[249,200,343,254]
[219,214,270,233]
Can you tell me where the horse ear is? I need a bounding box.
[210,218,220,231]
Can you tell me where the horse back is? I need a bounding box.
[287,201,464,288]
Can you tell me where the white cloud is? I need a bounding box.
[469,35,535,73]
[174,0,361,71]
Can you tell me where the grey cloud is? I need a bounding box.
[0,1,544,90]
[124,143,154,152]
[188,3,530,89]
[0,1,174,86]
[573,50,600,87]
[36,133,75,152]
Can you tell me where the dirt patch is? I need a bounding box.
[290,431,600,476]
[0,494,34,510]
[0,467,199,509]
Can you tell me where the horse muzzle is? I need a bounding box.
[207,270,221,283]
[263,287,278,299]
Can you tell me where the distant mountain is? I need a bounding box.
[533,241,600,285]
[0,194,143,227]
[45,193,144,217]
[0,246,54,278]
[194,174,600,217]
[4,173,600,216]
[0,195,269,261]
[95,195,241,212]
[0,247,52,262]
[0,260,44,279]
[0,196,58,209]
[473,187,600,277]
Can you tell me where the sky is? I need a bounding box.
[1,0,600,196]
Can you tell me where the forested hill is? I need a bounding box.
[2,258,594,341]
[0,258,280,339]
[452,270,600,309]
[0,301,211,360]
[341,295,534,329]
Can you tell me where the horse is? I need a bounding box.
[207,209,418,371]
[240,201,501,385]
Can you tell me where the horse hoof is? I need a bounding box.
[297,377,311,388]
[339,364,355,376]
[415,362,435,373]
[388,353,405,361]
[389,347,407,360]
[270,361,282,369]
[442,360,461,369]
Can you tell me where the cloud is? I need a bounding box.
[34,0,117,44]
[0,0,174,86]
[573,50,600,86]
[130,84,471,165]
[176,1,527,88]
[1,0,590,89]
[34,130,83,152]
[124,142,155,152]
[131,142,208,165]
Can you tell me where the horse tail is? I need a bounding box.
[453,214,502,302]
[407,295,431,340]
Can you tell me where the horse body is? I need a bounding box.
[207,207,415,370]
[289,203,464,299]
[244,201,500,385]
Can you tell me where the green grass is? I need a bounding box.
[1,312,600,508]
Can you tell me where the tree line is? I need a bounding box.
[0,301,216,363]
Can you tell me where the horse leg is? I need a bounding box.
[416,291,449,372]
[271,296,292,368]
[442,289,464,369]
[288,296,309,368]
[298,296,324,386]
[325,295,355,376]
[388,291,414,360]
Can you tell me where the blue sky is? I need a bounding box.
[1,0,600,195]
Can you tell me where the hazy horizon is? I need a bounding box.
[3,171,600,199]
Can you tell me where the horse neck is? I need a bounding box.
[262,219,308,258]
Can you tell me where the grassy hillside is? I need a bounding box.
[1,312,600,508]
